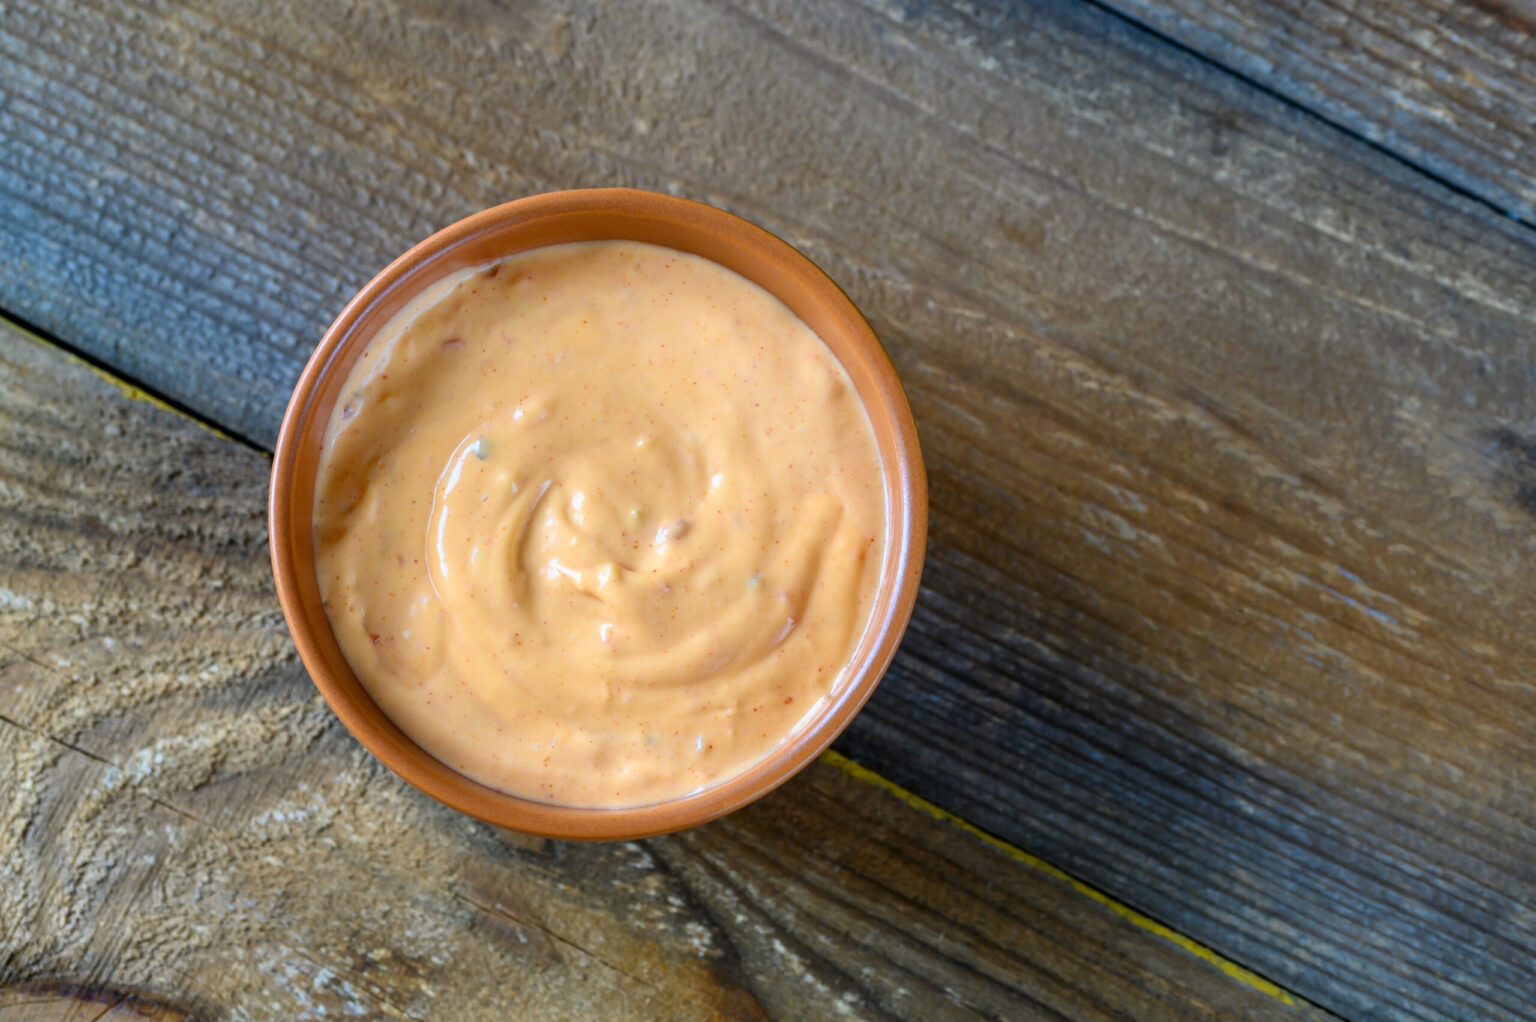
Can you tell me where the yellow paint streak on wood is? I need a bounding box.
[88,365,189,417]
[818,748,1302,1008]
[8,324,240,443]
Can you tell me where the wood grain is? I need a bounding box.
[0,982,189,1022]
[1101,0,1536,224]
[2,0,1535,1018]
[0,329,1321,1020]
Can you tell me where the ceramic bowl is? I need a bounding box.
[269,189,926,839]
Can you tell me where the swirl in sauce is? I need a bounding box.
[314,241,886,807]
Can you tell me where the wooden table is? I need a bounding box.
[2,1,1533,1018]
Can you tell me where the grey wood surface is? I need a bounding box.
[1101,0,1536,224]
[0,325,1323,1021]
[2,0,1535,1019]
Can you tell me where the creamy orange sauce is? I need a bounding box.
[314,241,885,807]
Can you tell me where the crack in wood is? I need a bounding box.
[0,711,205,826]
[447,890,659,993]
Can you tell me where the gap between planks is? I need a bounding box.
[3,310,1332,1018]
[1071,0,1536,232]
[0,308,263,452]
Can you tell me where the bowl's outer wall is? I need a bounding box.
[269,190,927,839]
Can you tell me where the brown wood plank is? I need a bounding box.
[1101,0,1536,224]
[0,330,1322,1022]
[1,0,1535,1018]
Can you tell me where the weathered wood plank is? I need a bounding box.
[2,0,1535,1018]
[1101,0,1536,224]
[0,984,189,1022]
[0,983,189,1022]
[0,330,1320,1021]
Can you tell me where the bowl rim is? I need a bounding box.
[269,188,927,839]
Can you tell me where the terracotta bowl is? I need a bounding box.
[269,189,926,839]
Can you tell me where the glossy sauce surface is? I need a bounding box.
[314,241,886,807]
